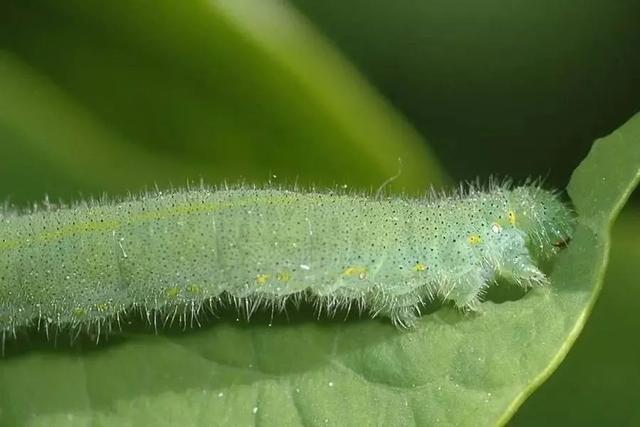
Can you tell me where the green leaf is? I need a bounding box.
[1,106,638,427]
[493,111,640,423]
[511,207,640,426]
[0,0,445,205]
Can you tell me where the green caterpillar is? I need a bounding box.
[0,182,573,348]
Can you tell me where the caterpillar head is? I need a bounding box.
[507,186,575,259]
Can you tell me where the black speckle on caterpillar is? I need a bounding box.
[0,181,574,350]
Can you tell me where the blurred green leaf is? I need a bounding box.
[0,0,444,205]
[0,52,197,200]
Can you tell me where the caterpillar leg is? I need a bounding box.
[499,253,549,287]
[444,269,490,312]
[377,291,423,329]
[388,305,420,329]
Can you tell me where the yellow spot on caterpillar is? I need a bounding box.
[276,271,292,282]
[166,287,181,299]
[468,234,482,245]
[73,308,86,318]
[414,262,427,272]
[508,210,517,225]
[256,274,270,285]
[343,266,368,280]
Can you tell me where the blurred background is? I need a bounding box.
[1,0,638,424]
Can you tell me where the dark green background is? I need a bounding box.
[294,0,640,191]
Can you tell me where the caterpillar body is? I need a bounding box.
[0,183,573,346]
